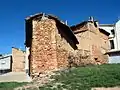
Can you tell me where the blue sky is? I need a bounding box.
[0,0,120,54]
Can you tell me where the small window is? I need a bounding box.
[110,40,115,49]
[94,58,98,61]
[111,29,115,35]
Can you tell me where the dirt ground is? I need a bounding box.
[92,87,120,90]
[0,72,32,82]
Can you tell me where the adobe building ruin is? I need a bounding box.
[25,13,79,75]
[71,17,110,65]
[25,13,110,76]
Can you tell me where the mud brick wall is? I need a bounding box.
[30,19,58,74]
[89,22,109,64]
[99,31,109,63]
[88,22,108,64]
[73,22,109,65]
[87,22,107,64]
[55,22,95,68]
[12,48,25,72]
[55,28,74,69]
[29,16,109,75]
[75,31,97,65]
[73,23,97,65]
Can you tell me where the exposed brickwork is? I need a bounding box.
[55,30,74,69]
[30,19,57,74]
[12,48,25,72]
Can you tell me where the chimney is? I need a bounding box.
[41,13,48,20]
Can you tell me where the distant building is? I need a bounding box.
[100,20,120,63]
[0,47,25,74]
[0,54,12,74]
[12,47,25,72]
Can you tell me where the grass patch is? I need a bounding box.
[39,64,120,90]
[0,82,27,90]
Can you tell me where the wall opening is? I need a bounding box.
[110,40,115,49]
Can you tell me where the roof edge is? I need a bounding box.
[99,24,114,27]
[99,28,110,36]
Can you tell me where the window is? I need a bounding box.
[110,40,115,49]
[111,29,115,35]
[94,58,98,61]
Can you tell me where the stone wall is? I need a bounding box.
[12,48,25,72]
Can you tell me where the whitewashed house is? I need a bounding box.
[0,54,12,74]
[100,20,120,63]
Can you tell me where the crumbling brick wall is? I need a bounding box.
[99,31,109,63]
[55,26,92,68]
[30,19,58,74]
[75,32,97,65]
[29,15,80,75]
[72,21,109,65]
[12,47,25,72]
[26,14,109,76]
[55,29,74,69]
